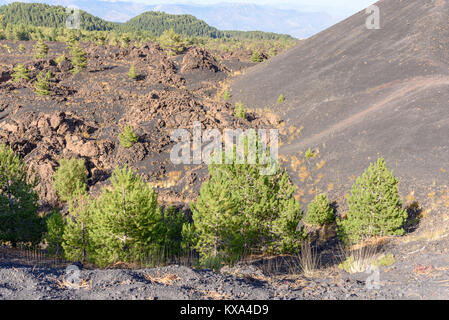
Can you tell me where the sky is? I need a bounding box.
[99,0,378,19]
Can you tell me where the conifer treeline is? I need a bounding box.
[0,2,294,40]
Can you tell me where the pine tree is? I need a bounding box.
[305,194,334,226]
[62,193,93,262]
[234,101,246,119]
[189,140,303,265]
[250,51,263,63]
[278,94,285,104]
[64,30,78,49]
[88,166,164,267]
[161,206,189,257]
[54,54,66,65]
[337,158,407,244]
[118,125,139,148]
[70,42,87,75]
[0,143,43,247]
[33,39,48,59]
[45,209,66,257]
[222,89,231,101]
[128,65,137,80]
[96,33,107,46]
[159,29,184,55]
[11,63,29,82]
[33,70,51,96]
[121,34,131,48]
[53,158,88,202]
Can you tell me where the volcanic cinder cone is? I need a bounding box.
[231,0,449,206]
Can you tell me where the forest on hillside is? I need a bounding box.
[0,2,295,40]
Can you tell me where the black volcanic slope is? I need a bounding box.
[230,0,449,205]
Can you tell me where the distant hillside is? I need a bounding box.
[0,2,116,31]
[122,11,222,38]
[0,2,295,40]
[149,3,334,39]
[0,0,337,38]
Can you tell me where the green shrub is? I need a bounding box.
[189,141,304,265]
[128,65,137,80]
[304,148,316,159]
[11,63,29,82]
[0,143,43,247]
[278,94,285,104]
[234,101,246,119]
[268,47,278,58]
[33,39,48,59]
[222,89,231,101]
[2,44,11,53]
[54,54,66,65]
[119,125,139,148]
[70,42,87,74]
[337,158,407,244]
[53,158,88,202]
[45,209,65,257]
[34,70,51,96]
[121,35,131,48]
[305,194,334,226]
[161,206,189,256]
[377,253,395,267]
[88,166,164,267]
[62,193,93,262]
[159,29,184,55]
[18,43,25,52]
[250,51,263,63]
[64,32,78,48]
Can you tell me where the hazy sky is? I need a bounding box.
[101,0,378,19]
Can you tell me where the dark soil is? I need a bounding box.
[1,231,448,300]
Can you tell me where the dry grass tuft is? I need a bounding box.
[298,240,320,277]
[413,264,434,276]
[201,290,232,300]
[338,242,382,274]
[401,227,449,244]
[144,272,180,285]
[55,278,91,290]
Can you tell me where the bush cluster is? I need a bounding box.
[337,158,407,244]
[305,194,334,227]
[119,125,139,148]
[11,63,29,82]
[56,166,186,267]
[53,158,88,202]
[2,140,408,267]
[34,70,51,96]
[234,101,246,119]
[33,39,48,59]
[0,144,43,247]
[187,142,304,265]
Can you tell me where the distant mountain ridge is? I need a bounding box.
[0,0,336,38]
[147,3,334,39]
[0,2,293,39]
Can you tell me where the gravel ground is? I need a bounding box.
[1,250,447,301]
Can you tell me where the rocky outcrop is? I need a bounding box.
[180,47,221,73]
[0,111,114,207]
